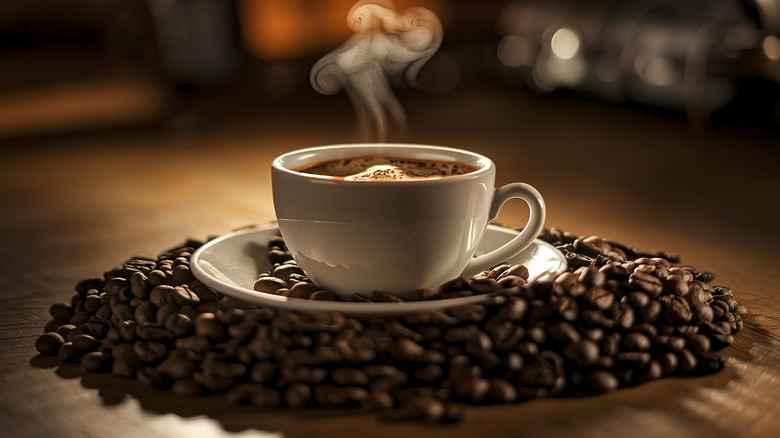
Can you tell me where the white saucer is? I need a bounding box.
[190,224,567,317]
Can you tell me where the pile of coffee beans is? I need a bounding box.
[35,227,744,423]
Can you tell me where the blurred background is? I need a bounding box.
[2,0,780,141]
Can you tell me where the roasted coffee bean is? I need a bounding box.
[71,334,99,351]
[314,385,369,407]
[626,291,650,309]
[467,275,498,293]
[58,342,84,363]
[84,295,101,314]
[383,396,445,422]
[267,249,292,265]
[286,282,317,299]
[454,376,490,403]
[563,339,600,367]
[36,332,65,355]
[660,352,679,375]
[628,271,663,297]
[583,370,619,394]
[678,349,698,372]
[655,335,686,351]
[331,368,370,386]
[310,290,337,301]
[284,382,312,408]
[134,340,168,363]
[584,287,614,310]
[577,265,605,288]
[641,300,663,323]
[81,351,111,371]
[662,275,689,295]
[499,297,529,322]
[487,378,517,403]
[194,313,225,340]
[685,334,711,355]
[636,360,663,384]
[548,322,581,344]
[157,355,197,380]
[70,311,90,326]
[498,264,530,281]
[623,332,651,351]
[616,352,651,367]
[661,296,693,325]
[136,324,173,341]
[253,277,288,294]
[552,272,586,297]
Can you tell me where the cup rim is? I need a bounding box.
[272,143,494,183]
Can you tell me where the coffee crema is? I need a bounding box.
[294,156,479,181]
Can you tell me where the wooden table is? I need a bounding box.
[1,85,778,438]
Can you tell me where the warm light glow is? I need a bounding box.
[497,35,532,68]
[550,27,580,60]
[763,35,780,61]
[634,53,677,87]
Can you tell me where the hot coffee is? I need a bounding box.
[294,156,479,181]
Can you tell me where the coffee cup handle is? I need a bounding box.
[461,183,546,278]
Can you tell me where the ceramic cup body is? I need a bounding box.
[272,144,545,300]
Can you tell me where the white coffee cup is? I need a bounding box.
[271,143,545,300]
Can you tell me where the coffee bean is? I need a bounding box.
[661,296,693,325]
[623,332,651,351]
[454,376,490,403]
[577,266,605,288]
[487,378,517,403]
[563,339,599,367]
[499,297,529,322]
[81,351,111,371]
[498,264,530,281]
[553,272,586,297]
[253,277,288,294]
[584,287,615,310]
[626,291,650,309]
[641,300,663,323]
[284,382,312,408]
[685,334,711,355]
[628,271,663,297]
[36,332,65,355]
[55,324,77,339]
[548,322,581,344]
[583,370,619,394]
[194,313,225,340]
[58,342,84,363]
[71,334,99,351]
[310,290,337,301]
[677,349,698,372]
[383,396,445,422]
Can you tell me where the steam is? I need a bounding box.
[310,0,443,142]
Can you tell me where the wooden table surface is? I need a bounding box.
[1,85,778,438]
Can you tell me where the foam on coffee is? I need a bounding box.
[295,156,479,181]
